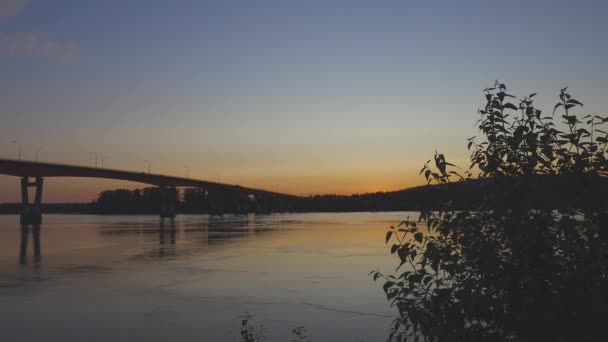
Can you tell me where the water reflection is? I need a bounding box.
[6,215,286,279]
[159,218,176,257]
[17,223,45,282]
[0,213,403,342]
[19,224,41,266]
[94,215,286,260]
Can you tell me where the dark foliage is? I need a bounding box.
[372,82,608,342]
[94,187,177,214]
[0,202,93,214]
[90,186,254,214]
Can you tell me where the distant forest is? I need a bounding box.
[1,173,605,215]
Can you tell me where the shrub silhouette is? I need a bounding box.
[372,82,608,342]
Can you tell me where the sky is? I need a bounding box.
[1,0,607,202]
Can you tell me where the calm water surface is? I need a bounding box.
[0,212,415,342]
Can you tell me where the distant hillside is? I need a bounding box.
[302,174,608,212]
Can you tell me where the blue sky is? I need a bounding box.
[1,0,607,201]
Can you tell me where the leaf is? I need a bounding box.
[578,128,590,136]
[594,115,608,123]
[553,103,563,115]
[385,231,393,244]
[398,248,409,264]
[383,281,395,293]
[391,244,399,254]
[448,171,462,178]
[414,232,423,243]
[562,115,577,125]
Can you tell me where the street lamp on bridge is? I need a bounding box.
[144,160,151,174]
[89,152,98,168]
[101,156,109,169]
[11,140,21,160]
[35,147,43,163]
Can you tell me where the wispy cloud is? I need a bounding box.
[0,31,82,63]
[0,0,28,23]
[0,0,83,63]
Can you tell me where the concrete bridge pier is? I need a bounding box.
[160,185,176,219]
[20,177,43,225]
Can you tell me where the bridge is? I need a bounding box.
[0,158,302,223]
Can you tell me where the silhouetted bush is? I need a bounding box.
[93,187,176,214]
[372,82,608,341]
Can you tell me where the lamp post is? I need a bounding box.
[185,166,190,179]
[35,147,43,162]
[11,140,21,160]
[101,156,109,169]
[89,152,98,168]
[144,160,151,174]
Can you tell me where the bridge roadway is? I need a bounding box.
[0,158,302,222]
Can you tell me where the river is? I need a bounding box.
[0,212,414,342]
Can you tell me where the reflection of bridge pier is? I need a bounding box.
[159,219,176,257]
[160,185,177,218]
[20,176,44,224]
[19,224,41,265]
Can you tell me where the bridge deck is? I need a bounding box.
[0,159,301,199]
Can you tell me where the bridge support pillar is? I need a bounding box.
[160,186,176,219]
[20,177,43,225]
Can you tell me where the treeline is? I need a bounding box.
[94,187,178,214]
[90,185,480,214]
[0,202,93,214]
[92,187,285,214]
[91,174,606,214]
[1,174,604,215]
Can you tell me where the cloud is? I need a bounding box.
[0,0,83,63]
[0,0,28,23]
[0,31,82,63]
